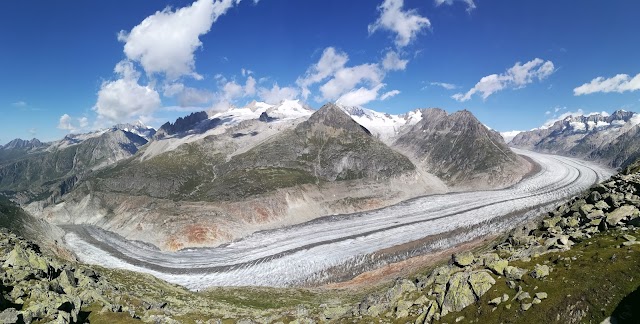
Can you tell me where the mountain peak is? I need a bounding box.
[304,103,372,136]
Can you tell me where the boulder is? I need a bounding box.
[452,251,475,267]
[606,206,640,226]
[535,292,548,300]
[586,210,605,220]
[594,200,610,211]
[486,259,508,275]
[521,303,532,311]
[504,266,527,281]
[441,272,476,313]
[0,308,18,324]
[587,191,602,204]
[468,271,495,298]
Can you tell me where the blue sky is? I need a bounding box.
[1,0,639,143]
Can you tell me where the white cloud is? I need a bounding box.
[574,73,640,95]
[453,58,555,102]
[380,89,400,100]
[241,68,254,77]
[57,114,89,133]
[337,84,385,106]
[164,83,214,107]
[93,61,161,122]
[368,0,431,48]
[296,47,349,99]
[429,82,457,90]
[319,64,384,101]
[381,51,408,71]
[435,0,476,12]
[258,84,299,104]
[12,101,27,108]
[118,0,240,80]
[245,76,257,96]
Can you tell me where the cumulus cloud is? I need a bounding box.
[118,0,240,80]
[319,64,384,101]
[429,82,457,90]
[435,0,476,12]
[93,60,162,122]
[368,0,431,48]
[380,89,400,100]
[381,51,408,71]
[296,47,349,99]
[258,84,299,104]
[453,58,555,102]
[574,73,640,95]
[57,114,89,133]
[337,84,385,107]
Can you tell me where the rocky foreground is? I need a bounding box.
[349,166,640,323]
[1,167,640,323]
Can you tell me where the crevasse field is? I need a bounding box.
[63,149,613,290]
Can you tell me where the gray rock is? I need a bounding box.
[468,271,495,298]
[521,302,532,311]
[535,292,548,300]
[504,266,527,280]
[452,251,475,267]
[0,308,18,324]
[607,206,640,226]
[441,272,476,313]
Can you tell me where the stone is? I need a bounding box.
[479,253,500,266]
[504,266,527,280]
[488,297,502,306]
[587,191,601,204]
[387,279,416,302]
[455,316,465,322]
[532,297,542,304]
[442,272,476,313]
[413,295,430,306]
[543,217,562,229]
[453,251,475,267]
[516,292,531,301]
[0,308,18,324]
[535,292,548,300]
[622,234,636,242]
[530,264,550,279]
[505,304,511,310]
[486,259,508,275]
[587,210,605,220]
[579,204,595,216]
[468,271,495,298]
[502,293,510,302]
[595,200,610,211]
[506,280,517,289]
[432,266,453,286]
[607,206,640,226]
[521,303,532,311]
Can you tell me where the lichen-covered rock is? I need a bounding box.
[606,205,640,226]
[0,308,18,324]
[486,259,508,275]
[521,303,532,311]
[452,251,475,267]
[504,266,527,280]
[441,272,476,314]
[468,271,495,298]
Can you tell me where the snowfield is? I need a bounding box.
[63,149,613,290]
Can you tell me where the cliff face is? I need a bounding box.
[394,108,531,187]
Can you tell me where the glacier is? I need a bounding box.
[62,149,613,290]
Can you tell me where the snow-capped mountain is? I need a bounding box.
[500,131,522,144]
[511,110,640,167]
[112,121,157,140]
[337,105,423,144]
[212,99,314,126]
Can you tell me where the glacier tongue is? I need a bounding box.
[63,149,612,289]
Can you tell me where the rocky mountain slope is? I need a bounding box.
[511,110,640,167]
[0,129,149,204]
[394,108,531,187]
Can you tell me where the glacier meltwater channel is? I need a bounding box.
[63,149,614,289]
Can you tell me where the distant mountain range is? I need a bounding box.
[0,101,532,250]
[510,110,640,167]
